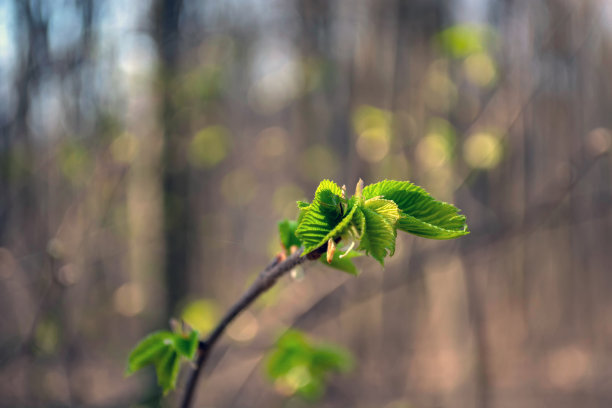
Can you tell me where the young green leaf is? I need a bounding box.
[128,328,200,395]
[351,202,366,239]
[126,331,174,374]
[295,180,347,255]
[156,348,181,394]
[175,330,200,360]
[311,344,354,374]
[320,249,362,275]
[362,179,469,239]
[278,219,302,254]
[358,206,397,265]
[364,198,400,227]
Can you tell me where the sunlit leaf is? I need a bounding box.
[358,206,397,265]
[127,328,199,395]
[126,331,173,374]
[175,330,200,360]
[320,249,362,275]
[156,348,181,394]
[278,219,301,254]
[311,344,354,374]
[364,198,400,228]
[362,180,468,239]
[295,180,346,254]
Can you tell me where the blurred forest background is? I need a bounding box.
[1,0,612,407]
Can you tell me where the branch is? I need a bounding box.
[180,246,324,408]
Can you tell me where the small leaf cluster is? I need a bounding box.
[265,329,353,401]
[279,179,469,272]
[126,327,199,394]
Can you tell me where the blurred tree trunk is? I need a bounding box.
[154,0,190,317]
[1,0,48,250]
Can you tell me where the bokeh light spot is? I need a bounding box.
[248,58,299,115]
[357,128,390,163]
[113,282,145,317]
[227,310,259,343]
[416,133,451,169]
[57,264,81,286]
[424,60,457,113]
[352,105,393,163]
[587,127,612,155]
[463,52,497,88]
[436,24,495,59]
[189,125,232,168]
[181,299,220,335]
[256,127,289,159]
[274,365,312,396]
[352,105,392,135]
[546,346,591,390]
[463,131,503,169]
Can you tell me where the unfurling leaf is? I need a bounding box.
[156,347,181,394]
[175,330,200,360]
[126,331,174,374]
[278,219,301,255]
[362,180,469,239]
[358,206,397,265]
[127,327,200,394]
[295,180,346,255]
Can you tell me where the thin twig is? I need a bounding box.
[180,246,324,408]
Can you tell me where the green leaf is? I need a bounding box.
[351,203,366,238]
[298,377,325,401]
[297,200,310,225]
[358,206,396,265]
[126,331,174,374]
[175,330,200,359]
[362,180,469,239]
[278,219,302,254]
[156,348,181,394]
[320,249,361,275]
[127,328,200,395]
[311,344,354,374]
[266,330,311,379]
[364,198,400,227]
[264,329,354,402]
[296,180,349,255]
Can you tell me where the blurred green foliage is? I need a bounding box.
[265,329,354,401]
